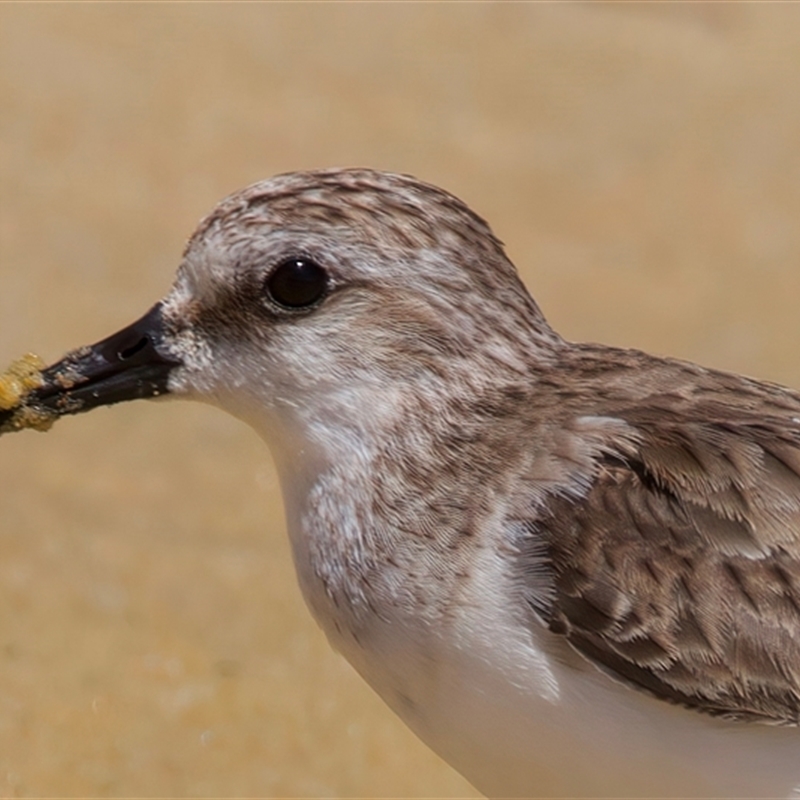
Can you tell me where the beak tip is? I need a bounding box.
[0,353,47,409]
[0,353,55,435]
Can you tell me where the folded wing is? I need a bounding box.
[527,383,800,724]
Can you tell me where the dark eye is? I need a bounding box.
[265,258,328,309]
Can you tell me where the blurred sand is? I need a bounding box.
[2,4,800,797]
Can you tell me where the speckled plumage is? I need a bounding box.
[160,169,800,796]
[523,346,800,724]
[10,168,800,796]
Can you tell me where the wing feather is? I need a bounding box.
[529,405,800,724]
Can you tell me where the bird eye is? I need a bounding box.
[265,258,328,309]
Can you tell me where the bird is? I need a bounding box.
[3,167,800,798]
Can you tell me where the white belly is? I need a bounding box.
[326,571,800,799]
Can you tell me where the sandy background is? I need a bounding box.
[2,3,800,797]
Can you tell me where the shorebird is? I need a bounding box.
[3,168,800,797]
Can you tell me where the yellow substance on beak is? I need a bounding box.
[0,353,56,433]
[0,353,46,410]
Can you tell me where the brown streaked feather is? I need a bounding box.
[522,346,800,724]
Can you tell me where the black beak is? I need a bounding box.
[0,303,182,434]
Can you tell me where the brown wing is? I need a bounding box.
[530,404,800,724]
